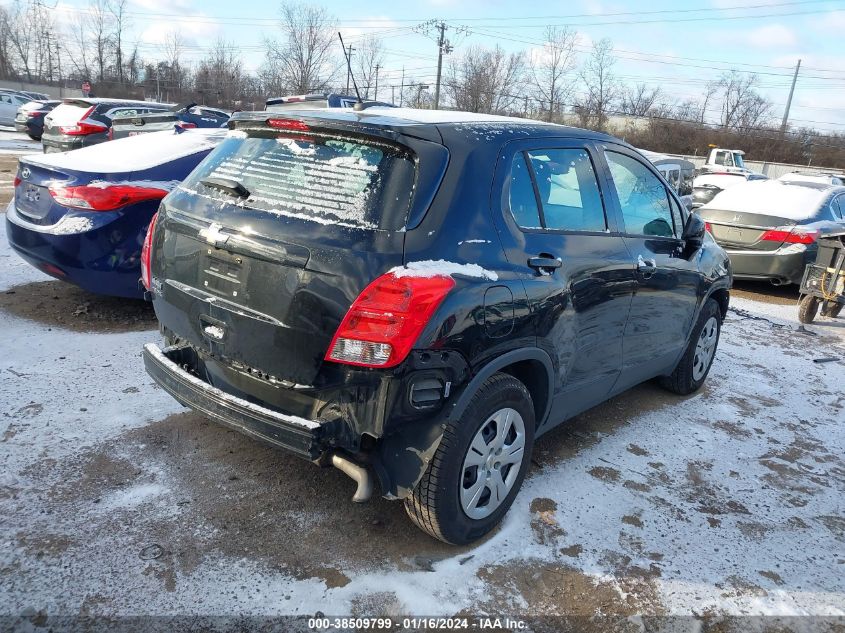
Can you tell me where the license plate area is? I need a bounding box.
[201,247,250,300]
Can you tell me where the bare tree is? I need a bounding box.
[195,38,247,107]
[530,26,578,122]
[109,0,130,84]
[265,3,337,95]
[446,44,525,114]
[717,70,771,131]
[619,83,662,117]
[0,6,15,79]
[6,0,55,81]
[699,80,719,124]
[575,38,620,131]
[402,80,433,109]
[87,0,113,82]
[354,35,384,98]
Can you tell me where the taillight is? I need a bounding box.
[29,111,45,118]
[14,176,21,188]
[59,121,109,136]
[759,228,819,245]
[177,121,197,129]
[704,222,712,233]
[48,184,168,211]
[325,273,456,368]
[107,126,113,140]
[267,118,310,131]
[141,212,158,291]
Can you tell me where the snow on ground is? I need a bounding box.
[0,130,41,156]
[0,209,843,625]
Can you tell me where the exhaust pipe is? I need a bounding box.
[331,453,374,503]
[770,278,786,286]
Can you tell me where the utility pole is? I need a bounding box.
[780,59,801,135]
[374,64,380,100]
[433,21,453,110]
[345,44,355,93]
[391,85,395,104]
[399,66,405,107]
[44,30,53,83]
[55,41,63,97]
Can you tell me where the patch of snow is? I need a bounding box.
[458,239,491,245]
[22,129,226,174]
[51,215,94,235]
[226,130,248,139]
[203,325,224,339]
[390,260,499,281]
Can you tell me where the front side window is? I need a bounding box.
[606,150,676,238]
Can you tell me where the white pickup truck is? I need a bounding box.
[700,147,752,174]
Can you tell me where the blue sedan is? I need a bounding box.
[6,128,227,298]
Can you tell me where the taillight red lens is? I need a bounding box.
[267,118,310,131]
[325,273,456,368]
[59,121,109,136]
[48,184,168,211]
[14,176,21,188]
[107,126,113,140]
[141,212,158,291]
[759,229,819,245]
[177,122,197,129]
[704,222,712,233]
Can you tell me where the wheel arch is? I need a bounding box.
[372,348,554,500]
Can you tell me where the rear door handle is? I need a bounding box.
[528,256,562,272]
[637,255,657,278]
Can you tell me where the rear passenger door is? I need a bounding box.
[598,146,701,388]
[493,140,637,427]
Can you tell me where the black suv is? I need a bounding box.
[142,109,731,544]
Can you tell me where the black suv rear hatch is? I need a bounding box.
[151,113,447,386]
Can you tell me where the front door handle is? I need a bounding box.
[637,255,657,278]
[529,255,562,272]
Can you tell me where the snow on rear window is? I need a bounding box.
[182,134,416,230]
[46,103,91,126]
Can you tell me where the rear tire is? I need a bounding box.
[659,299,721,395]
[404,372,535,545]
[798,295,819,324]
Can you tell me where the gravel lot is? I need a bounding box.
[0,146,844,630]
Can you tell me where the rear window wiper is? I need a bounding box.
[201,177,250,199]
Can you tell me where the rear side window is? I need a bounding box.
[526,149,606,231]
[605,151,675,238]
[181,133,416,230]
[508,154,542,228]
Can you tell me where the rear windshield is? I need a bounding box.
[47,102,91,126]
[180,132,416,230]
[265,101,328,112]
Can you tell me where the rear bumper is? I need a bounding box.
[5,202,151,298]
[41,133,106,153]
[725,246,814,285]
[142,343,325,460]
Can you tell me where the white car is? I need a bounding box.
[0,92,32,127]
[779,171,845,186]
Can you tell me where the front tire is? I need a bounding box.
[798,295,819,324]
[659,298,721,395]
[404,372,535,545]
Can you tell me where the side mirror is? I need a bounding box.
[682,212,706,250]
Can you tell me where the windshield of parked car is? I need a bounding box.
[181,132,416,230]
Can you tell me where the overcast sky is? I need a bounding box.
[15,0,845,131]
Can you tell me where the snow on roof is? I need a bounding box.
[357,107,550,126]
[23,129,226,174]
[703,179,839,218]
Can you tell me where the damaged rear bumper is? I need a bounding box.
[142,343,325,460]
